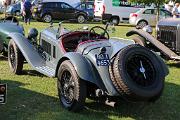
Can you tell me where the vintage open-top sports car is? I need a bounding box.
[7,23,168,112]
[0,16,24,55]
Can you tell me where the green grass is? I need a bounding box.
[0,21,180,120]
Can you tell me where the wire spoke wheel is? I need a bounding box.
[126,54,156,87]
[8,40,24,74]
[9,45,16,69]
[57,60,87,112]
[61,70,75,105]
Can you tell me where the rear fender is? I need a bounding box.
[56,52,106,91]
[8,33,45,67]
[126,29,179,60]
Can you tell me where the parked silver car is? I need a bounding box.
[129,8,172,28]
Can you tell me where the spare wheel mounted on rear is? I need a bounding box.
[109,44,165,101]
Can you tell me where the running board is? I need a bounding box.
[35,66,55,77]
[9,33,56,77]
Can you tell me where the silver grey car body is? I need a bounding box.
[7,24,169,112]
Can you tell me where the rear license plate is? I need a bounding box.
[0,84,7,104]
[95,54,110,66]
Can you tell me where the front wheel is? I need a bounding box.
[43,14,52,23]
[57,60,87,112]
[8,40,24,74]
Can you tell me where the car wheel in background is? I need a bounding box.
[15,11,20,16]
[110,44,165,102]
[8,40,24,74]
[43,14,52,23]
[137,20,148,28]
[111,17,119,26]
[57,60,87,112]
[77,15,86,23]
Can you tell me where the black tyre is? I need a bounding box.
[43,14,52,23]
[77,15,86,23]
[132,36,146,46]
[137,20,148,28]
[102,20,107,25]
[57,60,87,112]
[8,40,24,74]
[0,40,3,52]
[111,17,119,26]
[111,44,164,101]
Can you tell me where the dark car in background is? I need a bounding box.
[6,2,21,16]
[32,2,88,23]
[74,1,94,20]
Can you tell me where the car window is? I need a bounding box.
[160,9,172,16]
[45,3,58,8]
[87,3,93,9]
[61,3,72,9]
[80,3,86,9]
[143,9,155,14]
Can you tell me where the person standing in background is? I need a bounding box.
[172,3,180,18]
[21,0,24,20]
[23,0,32,25]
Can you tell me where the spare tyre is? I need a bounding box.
[111,44,165,101]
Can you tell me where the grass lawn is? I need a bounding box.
[0,20,180,120]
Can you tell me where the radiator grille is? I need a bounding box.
[159,26,179,52]
[42,40,51,55]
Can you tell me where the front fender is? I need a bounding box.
[8,33,45,67]
[126,29,179,60]
[56,52,106,91]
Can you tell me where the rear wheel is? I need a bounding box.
[43,14,52,23]
[57,60,87,112]
[77,15,86,23]
[137,20,148,28]
[111,17,119,26]
[8,40,24,74]
[110,44,164,101]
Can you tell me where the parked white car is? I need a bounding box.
[94,0,145,25]
[129,8,172,28]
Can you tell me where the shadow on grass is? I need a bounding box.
[0,80,179,120]
[21,70,46,77]
[167,62,180,68]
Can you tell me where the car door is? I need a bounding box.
[60,2,76,20]
[86,2,94,18]
[142,9,156,26]
[159,9,172,20]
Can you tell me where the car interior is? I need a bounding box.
[61,32,107,52]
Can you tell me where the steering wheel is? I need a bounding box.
[88,26,109,40]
